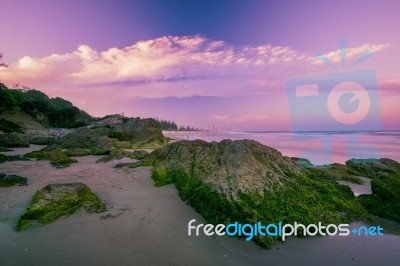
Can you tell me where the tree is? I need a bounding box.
[0,52,8,68]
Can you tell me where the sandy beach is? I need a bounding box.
[1,146,400,266]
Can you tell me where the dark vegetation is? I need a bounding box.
[0,83,92,129]
[154,118,178,130]
[154,117,199,131]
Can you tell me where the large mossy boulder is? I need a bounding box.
[0,133,29,148]
[145,139,367,247]
[0,173,28,187]
[15,183,106,231]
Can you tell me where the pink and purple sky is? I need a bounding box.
[0,0,399,131]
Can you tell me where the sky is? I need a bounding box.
[0,0,399,131]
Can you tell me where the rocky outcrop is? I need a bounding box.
[0,173,28,187]
[46,115,166,153]
[145,139,367,247]
[15,183,106,231]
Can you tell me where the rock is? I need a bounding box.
[15,183,106,231]
[114,163,130,169]
[47,128,74,138]
[346,158,400,178]
[291,157,314,168]
[46,116,165,153]
[0,153,30,163]
[24,148,78,168]
[349,158,400,223]
[0,133,29,148]
[28,136,56,145]
[130,150,149,160]
[147,139,302,198]
[64,148,90,157]
[146,139,367,247]
[305,163,364,184]
[0,147,13,152]
[96,149,132,163]
[0,173,28,187]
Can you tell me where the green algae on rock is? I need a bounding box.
[146,139,367,247]
[348,159,400,223]
[130,150,149,160]
[0,173,28,187]
[64,148,90,157]
[15,183,106,231]
[0,153,30,164]
[24,148,77,168]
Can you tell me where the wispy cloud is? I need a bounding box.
[314,43,391,66]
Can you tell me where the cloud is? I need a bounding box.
[313,43,391,66]
[210,114,230,120]
[0,35,391,99]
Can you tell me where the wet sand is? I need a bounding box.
[1,146,400,265]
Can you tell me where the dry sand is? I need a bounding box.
[1,146,400,266]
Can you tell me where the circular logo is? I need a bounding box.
[327,81,370,124]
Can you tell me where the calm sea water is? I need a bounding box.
[164,131,400,165]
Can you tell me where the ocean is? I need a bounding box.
[164,131,400,165]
